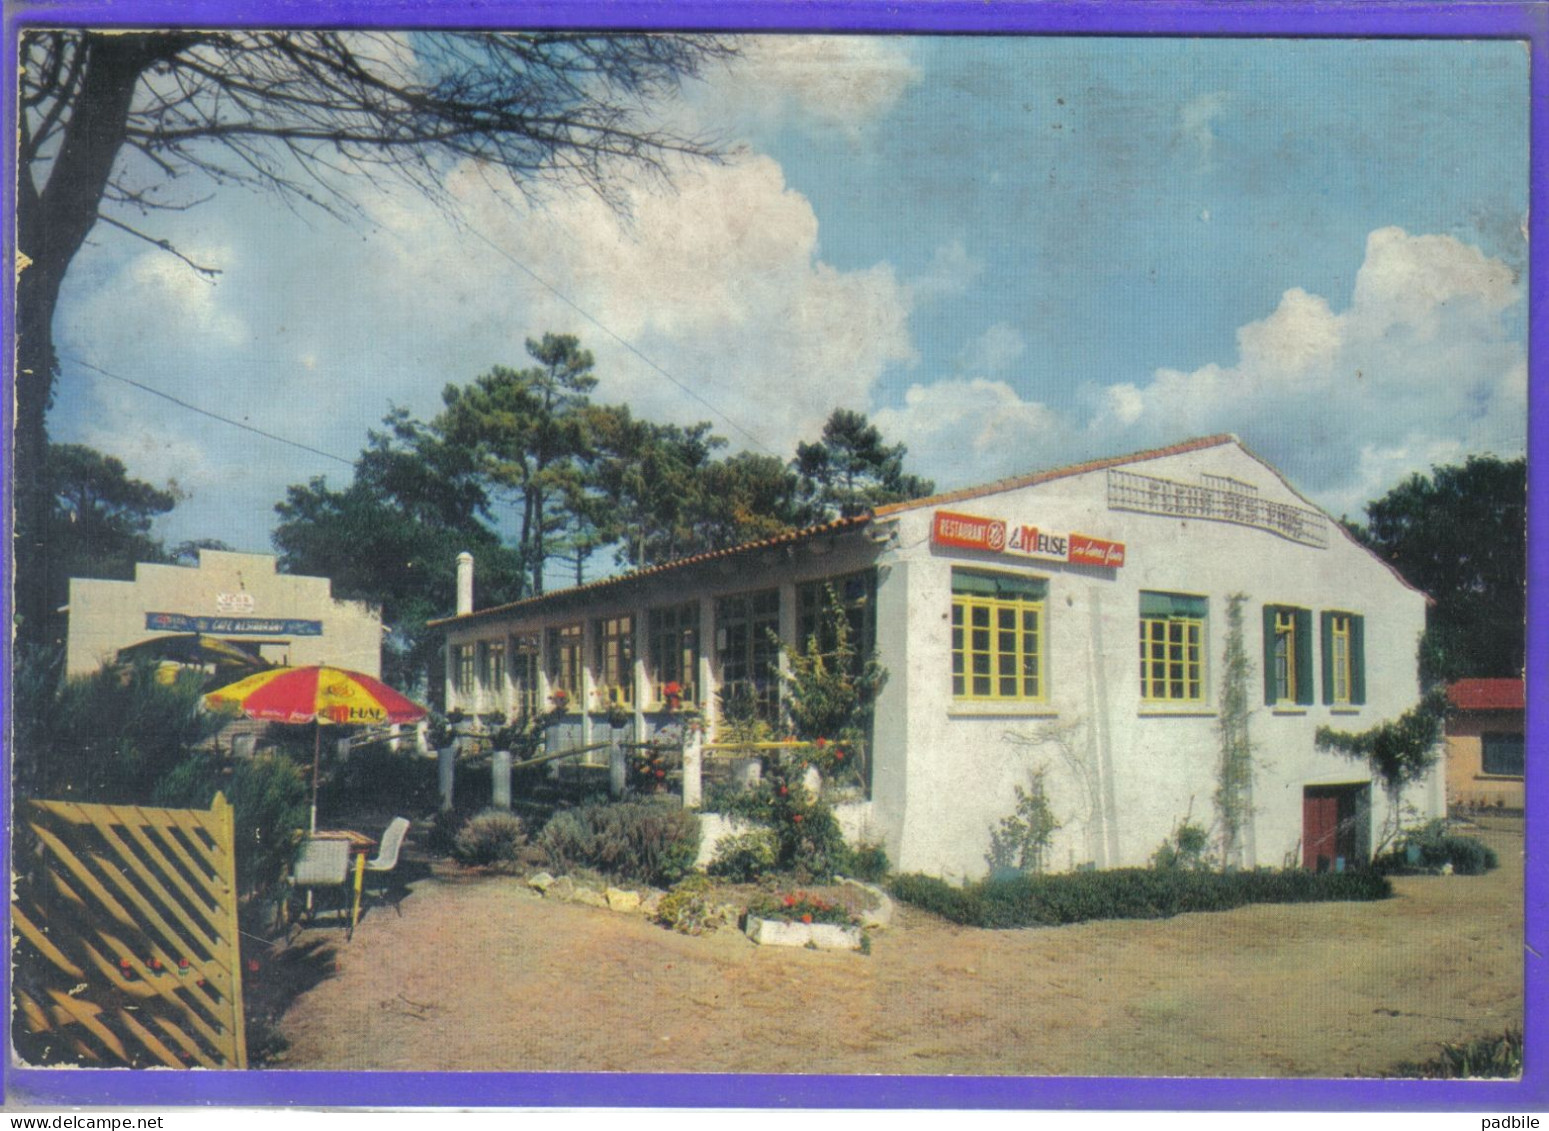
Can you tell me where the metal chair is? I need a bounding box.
[364,817,411,915]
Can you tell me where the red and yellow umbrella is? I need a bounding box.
[205,665,428,830]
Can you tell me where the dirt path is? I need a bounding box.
[272,818,1523,1076]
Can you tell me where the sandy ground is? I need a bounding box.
[270,817,1523,1077]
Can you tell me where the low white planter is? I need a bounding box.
[744,916,863,951]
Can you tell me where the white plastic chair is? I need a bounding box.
[364,817,411,915]
[290,836,350,932]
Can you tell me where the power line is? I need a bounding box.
[64,354,356,467]
[459,212,782,458]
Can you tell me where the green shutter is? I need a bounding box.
[1320,611,1335,705]
[1262,605,1279,706]
[1350,615,1366,705]
[1294,608,1315,706]
[952,569,1046,600]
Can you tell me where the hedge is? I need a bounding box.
[889,867,1391,929]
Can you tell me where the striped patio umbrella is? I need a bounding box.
[205,665,428,831]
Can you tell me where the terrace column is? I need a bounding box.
[681,727,703,810]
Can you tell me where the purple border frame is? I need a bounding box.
[3,0,1543,1112]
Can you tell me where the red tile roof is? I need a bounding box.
[1447,679,1524,712]
[428,514,871,628]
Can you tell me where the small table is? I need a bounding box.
[303,830,378,937]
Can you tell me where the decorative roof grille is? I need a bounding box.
[1108,469,1328,548]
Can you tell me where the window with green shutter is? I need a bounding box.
[1320,611,1365,706]
[1263,605,1313,706]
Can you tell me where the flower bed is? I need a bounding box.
[743,889,864,950]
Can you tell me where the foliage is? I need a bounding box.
[845,840,892,883]
[427,809,468,856]
[890,867,1391,929]
[19,657,228,804]
[628,740,679,794]
[1345,456,1525,682]
[721,767,852,883]
[794,408,935,521]
[154,752,308,898]
[655,874,725,936]
[746,890,855,926]
[32,444,179,644]
[320,741,438,813]
[715,683,774,745]
[1215,593,1254,865]
[14,28,733,642]
[537,800,701,886]
[1150,821,1212,871]
[435,335,601,596]
[452,809,527,869]
[1389,1029,1522,1079]
[274,408,526,691]
[707,830,780,882]
[775,587,885,788]
[1316,689,1448,797]
[1371,820,1498,876]
[985,767,1060,876]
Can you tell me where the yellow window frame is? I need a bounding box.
[952,594,1046,702]
[1139,615,1205,703]
[1330,614,1352,705]
[1273,609,1297,704]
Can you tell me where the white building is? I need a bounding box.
[65,549,383,679]
[434,435,1441,879]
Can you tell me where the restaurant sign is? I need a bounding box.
[147,612,323,636]
[932,510,1125,568]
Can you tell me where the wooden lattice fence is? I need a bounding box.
[11,794,248,1069]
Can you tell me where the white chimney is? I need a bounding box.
[456,551,474,616]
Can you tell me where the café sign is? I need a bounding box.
[147,612,323,636]
[932,510,1125,569]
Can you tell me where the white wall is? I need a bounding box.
[875,440,1434,878]
[66,550,383,678]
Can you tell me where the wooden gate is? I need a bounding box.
[11,794,248,1069]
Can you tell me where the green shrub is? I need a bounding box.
[708,830,779,881]
[1390,1029,1522,1079]
[452,809,526,868]
[890,866,1392,929]
[26,659,227,803]
[1374,820,1499,876]
[1151,821,1211,871]
[538,800,701,886]
[427,809,467,855]
[843,839,891,883]
[655,874,723,935]
[154,753,308,898]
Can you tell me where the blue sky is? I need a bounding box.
[49,34,1529,556]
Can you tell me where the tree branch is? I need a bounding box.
[93,213,222,278]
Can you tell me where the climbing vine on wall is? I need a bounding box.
[1215,593,1255,866]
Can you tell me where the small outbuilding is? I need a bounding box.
[433,434,1443,879]
[65,549,383,680]
[1445,678,1525,813]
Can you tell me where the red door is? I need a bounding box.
[1303,789,1341,871]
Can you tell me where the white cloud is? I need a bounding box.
[715,36,922,136]
[959,322,1026,375]
[909,240,985,304]
[1177,92,1229,168]
[1084,226,1525,504]
[874,378,1063,484]
[368,152,916,451]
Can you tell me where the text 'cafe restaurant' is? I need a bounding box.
[437,435,1440,880]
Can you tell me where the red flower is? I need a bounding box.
[655,769,666,778]
[792,813,803,823]
[801,913,813,924]
[778,786,788,796]
[247,958,260,974]
[783,894,796,907]
[815,738,827,748]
